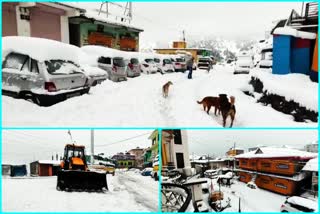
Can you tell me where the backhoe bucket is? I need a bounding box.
[57,170,108,192]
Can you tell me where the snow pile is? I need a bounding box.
[236,147,318,159]
[287,196,318,211]
[251,70,318,112]
[2,36,81,64]
[273,27,317,39]
[80,64,107,77]
[81,45,122,59]
[302,157,318,172]
[38,160,61,165]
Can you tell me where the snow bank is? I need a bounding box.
[38,160,61,165]
[236,147,317,159]
[2,36,81,64]
[302,157,318,172]
[81,45,121,59]
[251,70,318,112]
[273,27,317,39]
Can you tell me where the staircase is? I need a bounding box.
[287,2,318,32]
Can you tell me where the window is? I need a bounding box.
[163,59,172,64]
[145,58,154,63]
[261,162,271,168]
[3,53,29,70]
[176,153,185,169]
[98,57,111,65]
[241,161,247,165]
[128,162,132,166]
[275,183,287,189]
[154,58,160,63]
[173,130,182,145]
[260,178,270,184]
[277,164,289,169]
[130,58,139,64]
[31,59,39,73]
[113,57,125,67]
[45,60,81,75]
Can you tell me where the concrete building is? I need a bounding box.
[111,152,135,168]
[162,129,191,172]
[128,147,144,168]
[304,141,318,153]
[3,2,83,43]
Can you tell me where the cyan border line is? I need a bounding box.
[1,0,309,2]
[158,129,162,212]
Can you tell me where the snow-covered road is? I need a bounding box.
[3,65,317,127]
[2,171,158,212]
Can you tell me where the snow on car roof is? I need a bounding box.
[273,27,316,39]
[2,36,81,63]
[302,158,318,172]
[81,45,123,58]
[251,70,318,112]
[287,196,318,211]
[235,147,317,160]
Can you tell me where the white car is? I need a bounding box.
[234,51,254,74]
[280,196,317,212]
[140,58,158,74]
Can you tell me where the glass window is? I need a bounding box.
[113,57,125,67]
[98,56,111,65]
[145,58,154,63]
[154,58,160,63]
[130,58,139,64]
[173,130,182,145]
[3,53,29,70]
[45,60,81,75]
[31,59,39,73]
[163,59,172,64]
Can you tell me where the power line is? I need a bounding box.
[95,132,151,148]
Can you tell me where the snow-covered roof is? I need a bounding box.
[287,196,318,211]
[37,160,61,165]
[235,147,317,160]
[3,36,81,64]
[273,27,317,39]
[62,2,143,32]
[302,158,318,172]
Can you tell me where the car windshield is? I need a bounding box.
[154,58,160,63]
[145,58,154,63]
[66,147,85,159]
[130,58,139,64]
[45,60,82,75]
[175,58,185,62]
[163,59,172,64]
[113,57,125,67]
[199,58,210,62]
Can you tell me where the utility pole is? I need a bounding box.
[91,129,94,165]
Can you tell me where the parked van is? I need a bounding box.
[197,57,213,70]
[234,51,254,74]
[123,52,141,78]
[140,57,158,74]
[82,46,127,82]
[2,37,90,106]
[171,56,187,72]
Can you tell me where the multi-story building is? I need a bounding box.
[236,147,317,196]
[111,152,135,168]
[162,129,191,172]
[128,147,144,168]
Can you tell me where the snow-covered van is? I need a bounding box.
[81,46,127,82]
[151,155,159,181]
[154,54,175,73]
[122,52,141,78]
[259,48,273,69]
[171,56,187,72]
[234,51,254,74]
[197,57,213,70]
[2,36,90,106]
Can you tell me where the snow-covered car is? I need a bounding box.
[234,51,254,74]
[141,167,153,176]
[151,155,159,181]
[171,56,187,72]
[2,36,90,106]
[125,57,141,78]
[280,196,317,212]
[197,57,213,70]
[81,46,127,82]
[140,58,158,74]
[80,65,108,86]
[259,48,273,69]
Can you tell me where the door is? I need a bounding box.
[30,6,61,41]
[176,152,185,169]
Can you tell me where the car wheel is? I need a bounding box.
[32,95,48,106]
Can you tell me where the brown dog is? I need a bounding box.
[197,96,220,115]
[219,94,236,128]
[162,81,173,98]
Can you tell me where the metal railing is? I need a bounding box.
[161,182,192,212]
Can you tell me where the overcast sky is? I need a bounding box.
[187,129,318,157]
[80,2,303,47]
[2,130,153,164]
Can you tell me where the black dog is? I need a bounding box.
[219,94,236,128]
